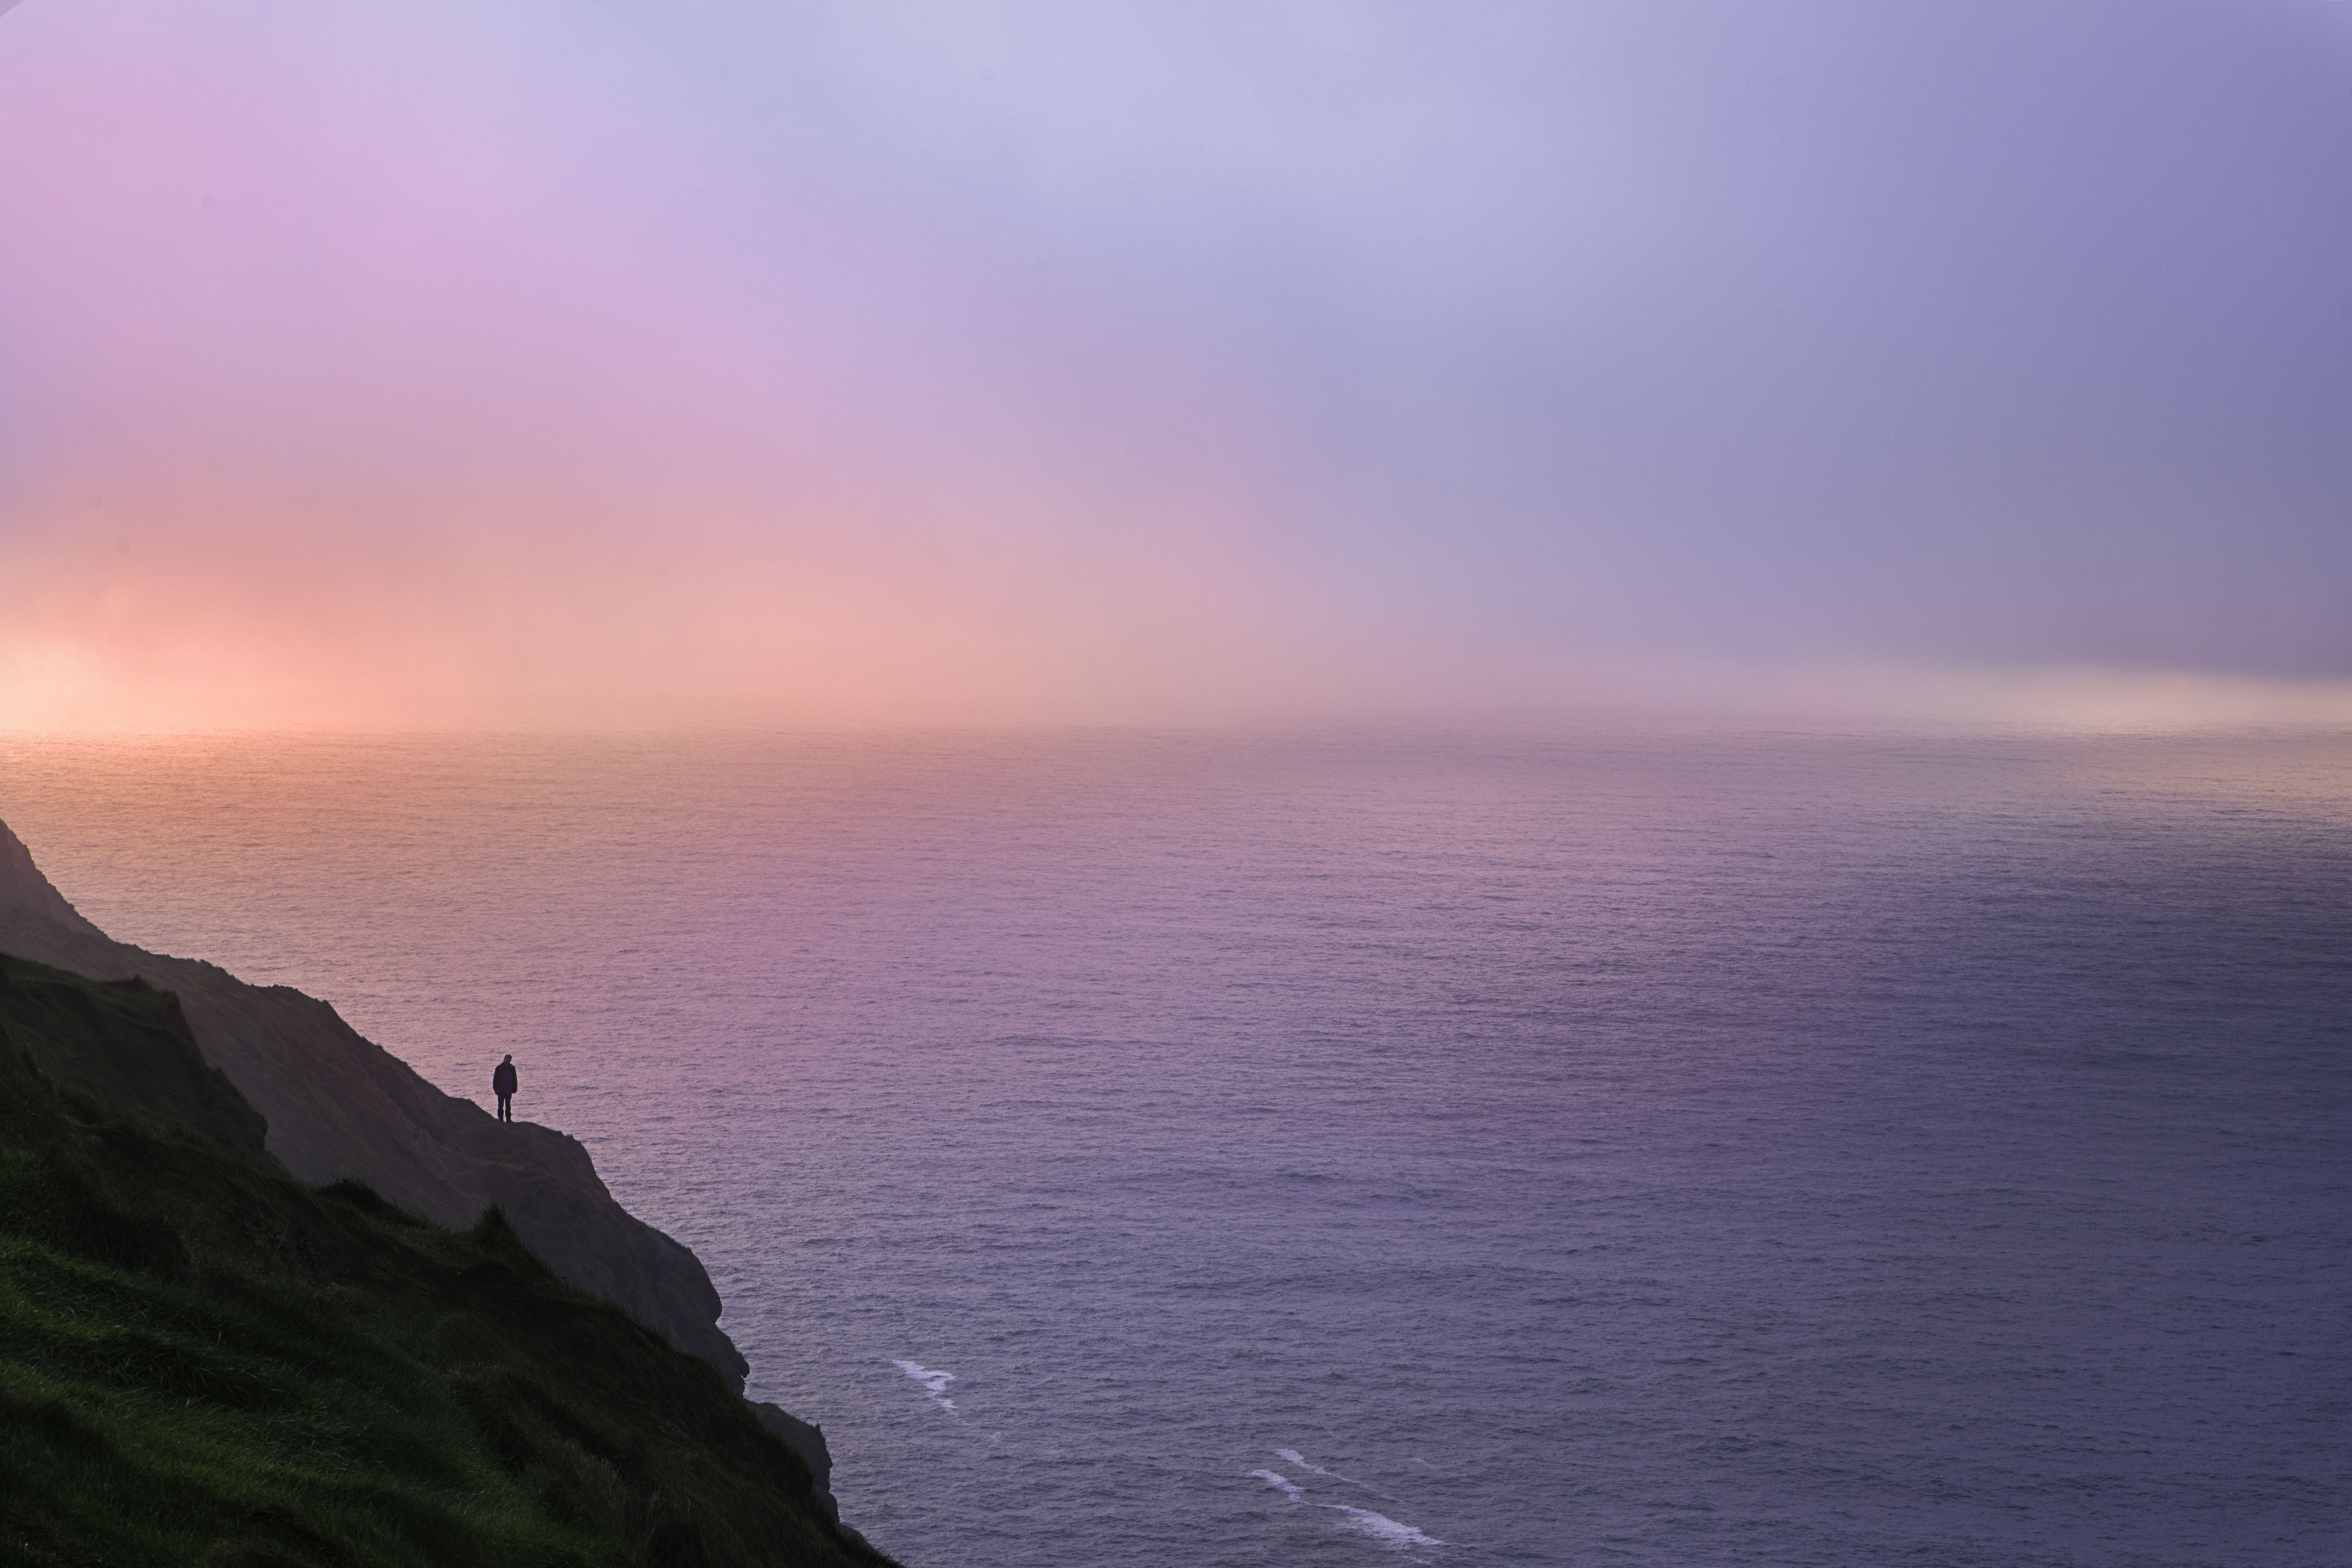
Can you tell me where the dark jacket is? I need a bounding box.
[492,1061,518,1096]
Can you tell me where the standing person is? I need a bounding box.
[492,1054,518,1123]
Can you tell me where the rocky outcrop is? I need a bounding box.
[753,1406,876,1559]
[0,819,748,1390]
[754,1404,842,1528]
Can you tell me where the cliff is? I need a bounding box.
[0,950,890,1565]
[0,819,745,1388]
[0,819,865,1545]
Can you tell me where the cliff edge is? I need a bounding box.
[0,819,744,1383]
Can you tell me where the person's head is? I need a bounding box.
[502,1054,512,1063]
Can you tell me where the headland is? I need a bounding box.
[0,819,887,1565]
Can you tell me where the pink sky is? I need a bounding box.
[3,2,2348,730]
[0,2,1331,727]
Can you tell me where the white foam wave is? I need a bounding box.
[1249,1469,1305,1500]
[891,1359,958,1412]
[1322,1505,1445,1552]
[1277,1449,1390,1498]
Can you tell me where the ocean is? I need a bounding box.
[0,728,2344,1567]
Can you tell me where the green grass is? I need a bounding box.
[0,955,889,1568]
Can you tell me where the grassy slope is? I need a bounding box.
[0,954,891,1568]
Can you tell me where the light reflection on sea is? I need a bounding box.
[2,729,2346,1567]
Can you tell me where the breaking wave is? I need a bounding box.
[891,1359,958,1413]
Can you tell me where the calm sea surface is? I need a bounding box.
[1,730,2346,1568]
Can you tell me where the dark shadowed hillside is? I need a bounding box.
[0,959,268,1166]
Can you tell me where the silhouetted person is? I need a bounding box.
[492,1054,518,1123]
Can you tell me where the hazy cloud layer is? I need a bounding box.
[2,1,2346,727]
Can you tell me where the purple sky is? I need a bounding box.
[2,1,2347,726]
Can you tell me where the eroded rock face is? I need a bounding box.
[754,1403,842,1527]
[0,819,748,1390]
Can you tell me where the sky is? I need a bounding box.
[1,0,2348,730]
